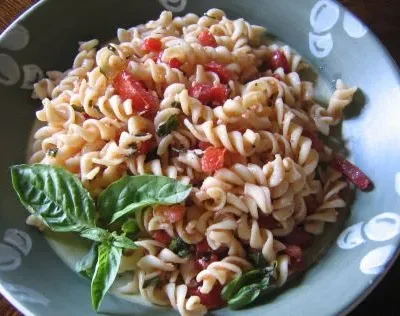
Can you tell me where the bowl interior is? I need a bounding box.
[0,0,400,315]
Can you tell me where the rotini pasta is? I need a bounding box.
[26,8,360,316]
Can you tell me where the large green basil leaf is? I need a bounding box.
[75,242,98,279]
[10,164,95,232]
[91,242,122,311]
[98,175,191,223]
[80,228,110,242]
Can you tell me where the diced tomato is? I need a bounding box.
[189,83,212,104]
[198,30,217,47]
[152,230,172,245]
[195,254,219,270]
[188,283,225,310]
[281,228,314,248]
[201,147,226,173]
[213,246,229,259]
[331,154,373,191]
[224,152,247,167]
[114,71,159,118]
[189,83,228,107]
[302,130,325,153]
[168,57,182,69]
[142,38,163,52]
[285,245,303,260]
[205,61,232,84]
[198,141,212,151]
[210,85,229,105]
[137,139,154,155]
[258,216,281,230]
[155,205,186,223]
[269,50,290,73]
[285,245,305,272]
[196,239,211,255]
[304,195,319,214]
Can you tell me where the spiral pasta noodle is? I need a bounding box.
[28,8,359,316]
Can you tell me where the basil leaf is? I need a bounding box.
[80,228,110,242]
[121,219,139,234]
[169,237,193,258]
[10,164,95,232]
[91,242,122,311]
[142,276,160,289]
[75,242,98,279]
[228,283,261,310]
[222,269,264,301]
[111,234,138,249]
[156,115,179,137]
[98,175,191,223]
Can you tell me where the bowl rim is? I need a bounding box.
[0,0,400,316]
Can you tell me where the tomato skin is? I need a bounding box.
[224,152,247,167]
[152,230,172,245]
[198,141,212,151]
[205,61,232,83]
[258,216,281,230]
[168,57,182,69]
[142,38,163,52]
[189,83,228,107]
[331,154,372,191]
[285,245,305,272]
[155,205,186,223]
[196,239,211,255]
[281,228,314,248]
[209,85,229,105]
[137,140,154,155]
[188,283,225,310]
[114,71,159,118]
[201,147,226,173]
[269,50,290,73]
[113,70,159,118]
[198,30,217,47]
[302,130,325,153]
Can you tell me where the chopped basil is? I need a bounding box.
[145,147,159,162]
[248,251,268,268]
[107,44,117,53]
[46,147,58,157]
[121,218,139,234]
[72,104,84,112]
[169,237,193,258]
[143,276,160,289]
[156,115,179,137]
[170,101,181,108]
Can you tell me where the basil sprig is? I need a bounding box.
[222,261,278,310]
[10,164,192,312]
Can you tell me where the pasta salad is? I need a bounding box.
[10,9,372,315]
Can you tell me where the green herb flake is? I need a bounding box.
[143,276,160,289]
[121,218,139,234]
[156,115,179,137]
[248,251,268,268]
[72,104,84,112]
[169,237,193,258]
[46,147,58,157]
[170,101,181,108]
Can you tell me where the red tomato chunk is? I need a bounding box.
[142,37,163,52]
[198,30,217,47]
[152,230,172,245]
[154,205,186,223]
[205,61,232,83]
[168,57,182,69]
[331,154,373,191]
[201,147,226,173]
[195,254,219,270]
[302,130,325,153]
[137,139,154,155]
[188,283,225,310]
[189,83,229,107]
[269,50,290,73]
[281,228,314,248]
[113,70,159,118]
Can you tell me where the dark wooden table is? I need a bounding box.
[0,0,399,315]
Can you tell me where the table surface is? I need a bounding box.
[0,0,399,315]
